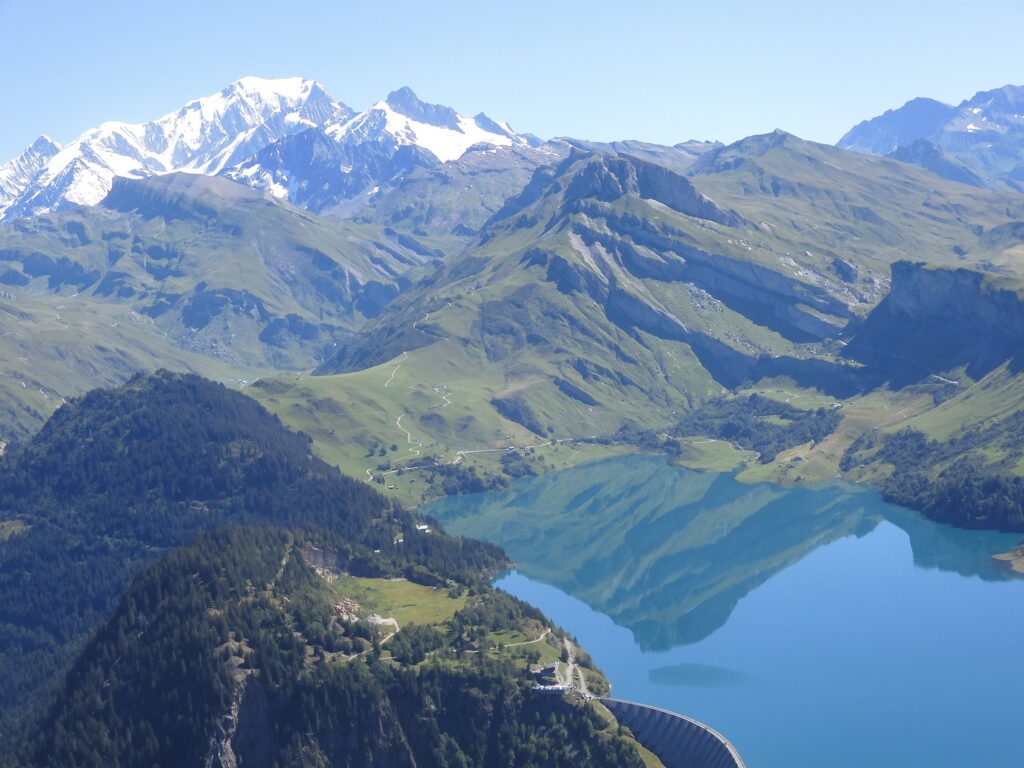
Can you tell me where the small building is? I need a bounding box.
[532,663,560,685]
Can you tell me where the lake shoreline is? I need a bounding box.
[429,455,1024,768]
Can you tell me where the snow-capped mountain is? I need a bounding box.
[328,86,538,162]
[838,97,957,156]
[1,80,543,225]
[0,135,62,211]
[838,84,1024,189]
[225,86,543,214]
[0,77,350,222]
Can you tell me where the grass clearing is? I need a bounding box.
[330,576,465,627]
[674,437,754,472]
[252,342,640,506]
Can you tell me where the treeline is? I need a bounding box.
[0,372,506,749]
[843,428,1024,531]
[451,589,547,634]
[16,526,643,768]
[673,394,841,463]
[374,459,506,495]
[389,624,446,665]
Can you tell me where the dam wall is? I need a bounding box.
[602,698,744,768]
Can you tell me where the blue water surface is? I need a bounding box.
[424,455,1024,768]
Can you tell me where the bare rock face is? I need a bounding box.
[558,153,743,227]
[832,257,859,283]
[842,261,1024,383]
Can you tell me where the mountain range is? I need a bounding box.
[2,77,1024,527]
[838,84,1024,190]
[0,77,543,228]
[3,73,1024,768]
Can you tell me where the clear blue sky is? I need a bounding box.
[2,0,1023,160]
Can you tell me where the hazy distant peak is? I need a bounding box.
[385,86,462,130]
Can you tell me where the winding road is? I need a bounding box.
[395,414,422,457]
[384,351,407,389]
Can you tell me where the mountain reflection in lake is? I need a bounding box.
[422,454,1020,651]
[423,455,1024,768]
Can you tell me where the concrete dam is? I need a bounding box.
[602,698,745,768]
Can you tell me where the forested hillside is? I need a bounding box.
[10,526,643,768]
[0,372,503,746]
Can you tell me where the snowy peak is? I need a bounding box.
[223,87,544,219]
[140,76,350,174]
[838,98,956,155]
[1,79,539,223]
[385,86,461,130]
[838,84,1024,188]
[0,135,61,208]
[326,88,531,163]
[0,77,350,221]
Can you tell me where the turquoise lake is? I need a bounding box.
[422,454,1024,768]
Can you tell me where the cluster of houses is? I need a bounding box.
[531,662,570,693]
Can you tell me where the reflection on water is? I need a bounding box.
[423,454,1020,651]
[648,661,762,689]
[424,455,1024,768]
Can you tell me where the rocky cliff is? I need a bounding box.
[842,261,1024,384]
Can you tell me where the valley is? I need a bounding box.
[5,105,1024,525]
[3,67,1024,768]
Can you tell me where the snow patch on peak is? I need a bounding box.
[327,98,528,163]
[230,75,315,102]
[0,135,64,208]
[0,77,350,221]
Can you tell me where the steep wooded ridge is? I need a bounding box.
[10,525,643,768]
[0,372,507,750]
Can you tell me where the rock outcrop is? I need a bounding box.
[842,261,1024,383]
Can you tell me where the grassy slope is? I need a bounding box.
[719,362,1024,488]
[0,174,444,441]
[0,293,268,442]
[252,141,1024,501]
[691,132,1024,282]
[354,142,565,239]
[9,137,1024,501]
[0,172,444,428]
[329,575,467,627]
[250,341,629,506]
